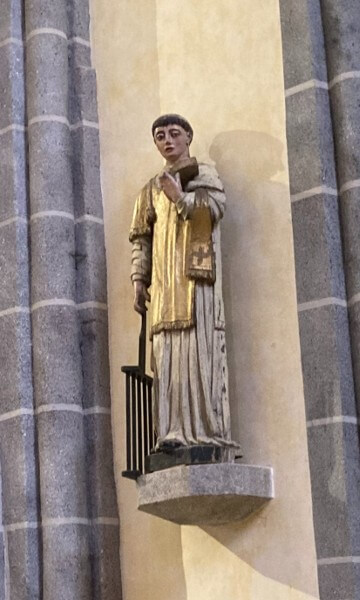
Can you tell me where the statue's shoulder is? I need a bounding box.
[195,162,224,191]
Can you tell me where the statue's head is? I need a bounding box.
[152,114,193,164]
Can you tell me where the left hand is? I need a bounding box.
[159,172,183,203]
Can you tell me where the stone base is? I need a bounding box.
[137,463,274,525]
[145,444,240,473]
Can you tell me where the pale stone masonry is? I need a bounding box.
[280,1,360,598]
[0,0,121,598]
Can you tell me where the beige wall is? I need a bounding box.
[90,1,320,598]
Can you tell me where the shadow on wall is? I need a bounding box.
[209,129,286,452]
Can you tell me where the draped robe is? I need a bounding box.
[130,162,237,448]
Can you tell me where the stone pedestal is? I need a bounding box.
[137,463,274,525]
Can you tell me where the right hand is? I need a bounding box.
[133,280,151,314]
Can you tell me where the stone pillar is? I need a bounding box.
[0,0,121,597]
[319,0,360,412]
[280,1,360,598]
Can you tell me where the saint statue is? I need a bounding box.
[130,114,238,451]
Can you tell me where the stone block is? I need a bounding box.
[84,414,118,519]
[68,42,91,70]
[137,463,274,525]
[299,305,356,421]
[0,129,27,221]
[7,528,41,600]
[31,305,83,407]
[292,194,345,304]
[280,0,327,89]
[0,219,29,310]
[30,216,76,304]
[75,221,106,304]
[320,0,360,80]
[286,87,337,195]
[36,411,88,518]
[78,308,110,409]
[28,121,73,214]
[348,301,360,409]
[25,0,68,36]
[26,34,68,120]
[67,0,90,40]
[0,43,25,129]
[318,562,360,600]
[42,523,92,600]
[0,312,33,414]
[341,187,360,300]
[0,1,23,40]
[90,524,121,600]
[330,78,360,186]
[0,415,38,525]
[72,127,103,219]
[69,67,98,124]
[307,422,360,558]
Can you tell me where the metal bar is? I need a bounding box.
[138,312,146,374]
[125,372,131,471]
[137,374,143,473]
[131,373,137,471]
[143,377,149,459]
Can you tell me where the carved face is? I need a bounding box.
[153,124,191,164]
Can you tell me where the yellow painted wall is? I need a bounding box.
[90,1,320,599]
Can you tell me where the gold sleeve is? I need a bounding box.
[129,180,155,242]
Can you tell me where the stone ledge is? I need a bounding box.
[137,463,274,525]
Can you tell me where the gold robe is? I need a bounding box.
[130,162,226,338]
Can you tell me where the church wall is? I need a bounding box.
[90,1,320,598]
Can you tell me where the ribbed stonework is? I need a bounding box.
[280,1,360,598]
[0,1,122,598]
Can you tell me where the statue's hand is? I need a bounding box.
[133,280,151,314]
[159,172,183,203]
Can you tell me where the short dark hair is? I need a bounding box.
[152,114,193,143]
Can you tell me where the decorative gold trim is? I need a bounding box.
[150,318,194,339]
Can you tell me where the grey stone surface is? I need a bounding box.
[308,422,360,558]
[68,41,91,70]
[330,78,360,187]
[279,0,327,89]
[286,87,337,195]
[341,187,360,300]
[32,305,83,407]
[320,0,360,80]
[0,43,25,129]
[42,524,92,600]
[25,0,68,36]
[291,194,346,304]
[318,562,360,600]
[0,220,29,310]
[69,67,98,124]
[348,302,360,410]
[0,0,23,41]
[0,415,39,525]
[90,525,122,600]
[0,313,33,414]
[7,528,41,600]
[67,0,90,40]
[299,305,356,421]
[36,411,88,518]
[30,216,76,304]
[78,308,110,409]
[75,221,107,304]
[0,130,27,221]
[72,127,103,219]
[137,463,274,525]
[27,122,73,214]
[26,35,68,120]
[84,415,118,518]
[0,533,4,600]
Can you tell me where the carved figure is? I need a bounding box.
[130,114,237,450]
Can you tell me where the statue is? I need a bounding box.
[130,114,239,453]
